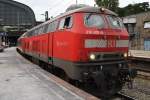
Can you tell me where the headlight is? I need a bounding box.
[124,53,128,58]
[90,54,96,60]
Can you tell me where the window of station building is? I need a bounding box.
[127,24,135,33]
[144,21,150,29]
[58,16,72,29]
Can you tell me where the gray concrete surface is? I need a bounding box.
[0,47,84,100]
[129,50,150,58]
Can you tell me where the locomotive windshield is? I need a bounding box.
[107,15,125,29]
[84,13,105,28]
[84,13,125,29]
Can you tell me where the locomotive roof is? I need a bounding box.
[20,6,118,38]
[65,6,118,16]
[40,6,117,27]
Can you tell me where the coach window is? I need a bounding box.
[32,30,36,36]
[38,27,41,34]
[34,29,38,35]
[47,23,51,33]
[53,20,58,31]
[47,23,53,32]
[26,32,30,37]
[51,22,55,32]
[27,31,30,37]
[27,33,30,37]
[43,24,49,33]
[31,30,34,36]
[39,27,44,34]
[59,16,72,29]
[47,20,58,33]
[34,28,39,35]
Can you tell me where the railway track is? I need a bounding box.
[118,57,150,100]
[120,75,150,100]
[127,67,150,80]
[129,57,150,80]
[134,68,150,80]
[113,92,136,100]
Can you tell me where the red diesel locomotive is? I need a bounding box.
[18,5,136,97]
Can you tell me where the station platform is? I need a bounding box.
[129,50,150,61]
[0,47,98,100]
[129,50,150,58]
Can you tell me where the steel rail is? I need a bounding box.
[116,92,136,100]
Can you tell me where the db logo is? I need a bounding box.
[107,40,116,47]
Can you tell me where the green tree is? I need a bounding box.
[95,0,119,12]
[118,2,150,17]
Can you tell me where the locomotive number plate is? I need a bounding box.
[107,40,116,47]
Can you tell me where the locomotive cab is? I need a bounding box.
[52,6,137,97]
[60,7,137,97]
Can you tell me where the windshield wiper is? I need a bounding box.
[86,13,94,20]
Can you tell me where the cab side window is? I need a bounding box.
[59,16,72,29]
[59,18,65,29]
[64,17,72,28]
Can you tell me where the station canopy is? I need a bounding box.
[0,0,36,32]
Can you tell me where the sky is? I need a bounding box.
[14,0,150,21]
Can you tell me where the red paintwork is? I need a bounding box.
[18,12,129,63]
